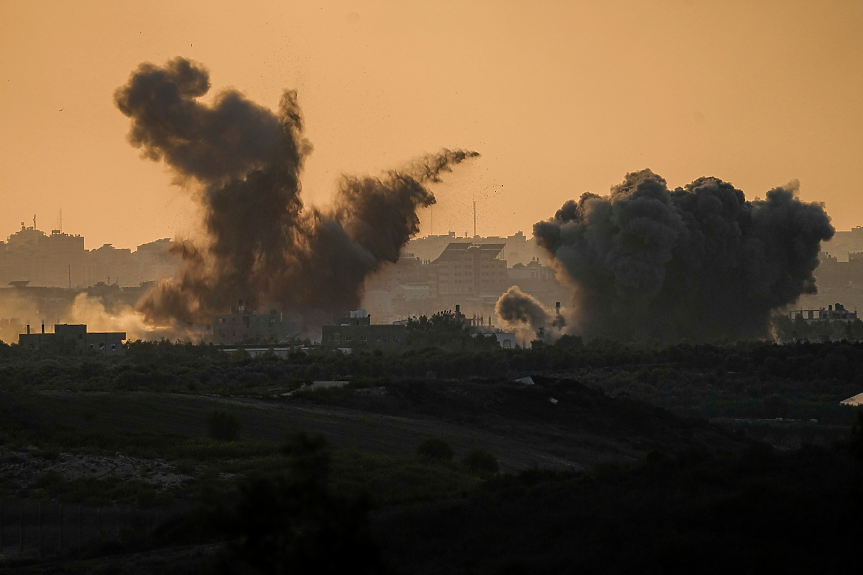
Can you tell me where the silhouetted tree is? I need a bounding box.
[405,311,500,351]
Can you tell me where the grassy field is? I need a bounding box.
[0,391,489,509]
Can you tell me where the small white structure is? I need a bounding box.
[840,392,863,406]
[495,333,516,349]
[469,331,516,349]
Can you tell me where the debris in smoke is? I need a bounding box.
[534,169,834,342]
[115,57,479,330]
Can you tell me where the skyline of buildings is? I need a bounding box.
[5,221,863,345]
[0,221,180,289]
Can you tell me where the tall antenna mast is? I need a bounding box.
[59,208,62,232]
[473,199,477,237]
[430,205,433,236]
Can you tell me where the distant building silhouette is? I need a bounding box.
[213,300,299,344]
[321,309,407,351]
[434,243,508,297]
[0,223,180,288]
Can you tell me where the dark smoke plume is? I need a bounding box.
[115,58,478,326]
[534,169,834,342]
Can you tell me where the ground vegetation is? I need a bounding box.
[0,338,861,572]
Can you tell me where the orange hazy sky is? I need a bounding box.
[1,0,862,249]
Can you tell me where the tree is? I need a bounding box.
[462,447,500,478]
[405,311,500,351]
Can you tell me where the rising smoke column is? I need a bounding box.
[114,58,478,325]
[531,169,834,342]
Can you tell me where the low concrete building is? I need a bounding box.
[18,323,126,355]
[214,302,299,344]
[321,309,407,351]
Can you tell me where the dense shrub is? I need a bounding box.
[461,447,499,477]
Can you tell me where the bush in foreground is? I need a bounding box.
[462,447,499,477]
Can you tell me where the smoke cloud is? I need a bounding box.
[115,58,478,328]
[67,294,181,341]
[495,286,564,341]
[534,169,834,342]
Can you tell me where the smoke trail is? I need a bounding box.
[534,169,834,342]
[115,58,478,327]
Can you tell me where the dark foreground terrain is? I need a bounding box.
[0,340,861,573]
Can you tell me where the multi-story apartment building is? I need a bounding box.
[364,253,438,296]
[434,243,508,297]
[0,223,86,287]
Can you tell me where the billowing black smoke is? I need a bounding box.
[533,169,834,342]
[114,58,478,326]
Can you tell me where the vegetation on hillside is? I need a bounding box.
[0,338,862,572]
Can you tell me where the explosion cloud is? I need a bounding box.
[532,169,834,342]
[114,58,478,327]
